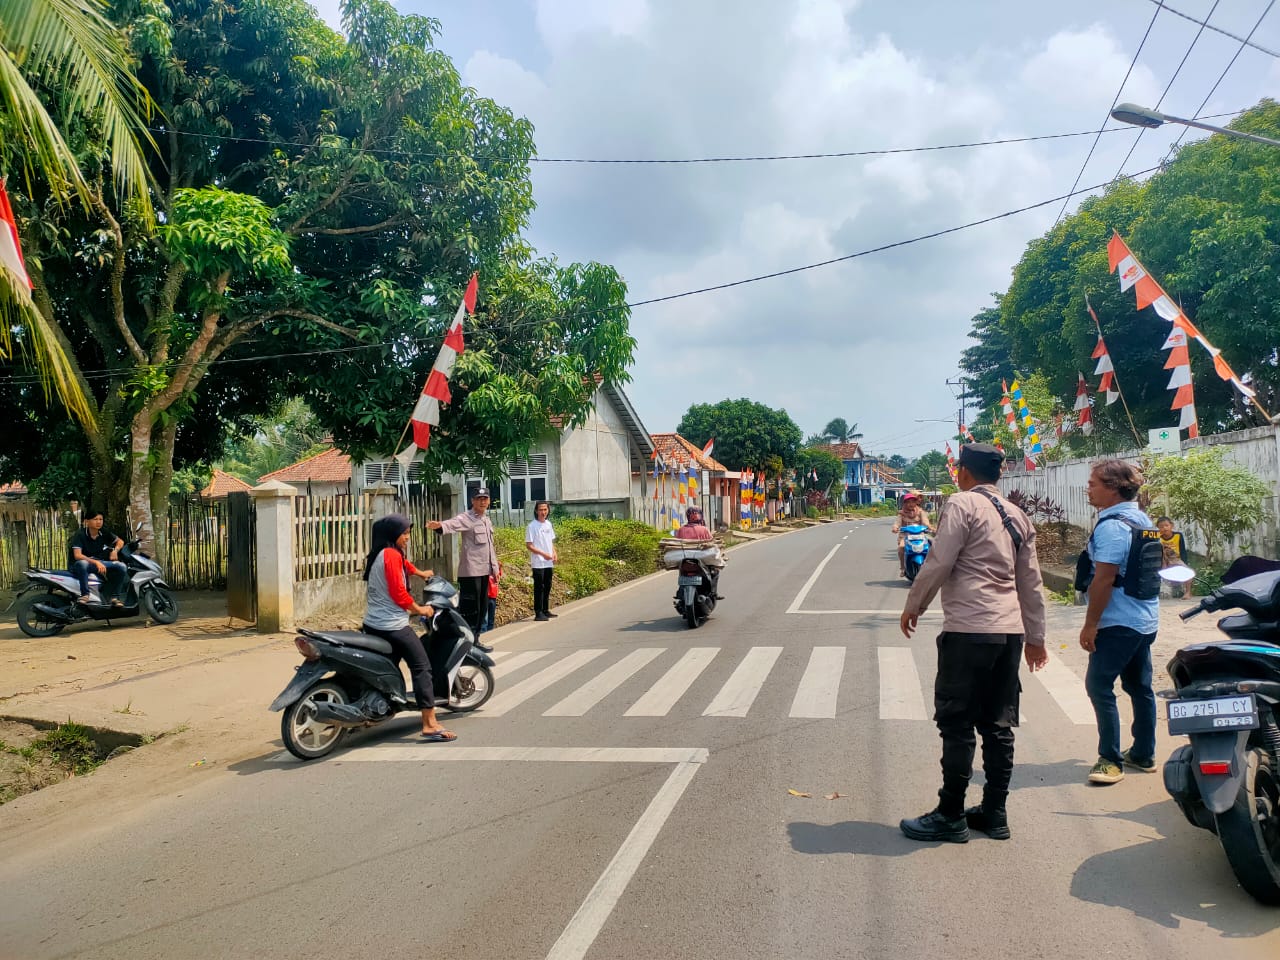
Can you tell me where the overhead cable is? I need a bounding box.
[1053,3,1162,225]
[1145,0,1280,58]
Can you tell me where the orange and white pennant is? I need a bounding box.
[1162,322,1198,439]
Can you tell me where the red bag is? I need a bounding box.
[488,566,501,599]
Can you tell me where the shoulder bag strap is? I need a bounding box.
[973,489,1024,552]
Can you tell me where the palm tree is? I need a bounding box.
[821,418,861,444]
[0,0,157,417]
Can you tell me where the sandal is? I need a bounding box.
[77,596,92,605]
[110,599,125,608]
[419,730,457,743]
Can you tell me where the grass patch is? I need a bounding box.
[491,518,665,623]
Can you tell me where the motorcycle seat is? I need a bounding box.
[298,628,394,655]
[35,569,103,584]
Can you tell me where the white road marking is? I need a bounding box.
[280,745,707,764]
[625,647,718,716]
[703,646,782,717]
[545,751,708,960]
[487,649,514,661]
[492,649,553,675]
[543,648,665,717]
[878,647,928,720]
[1031,658,1095,725]
[788,609,943,616]
[786,543,842,614]
[480,649,607,716]
[789,647,846,718]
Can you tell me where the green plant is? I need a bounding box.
[33,722,103,775]
[1145,448,1272,562]
[1048,585,1077,605]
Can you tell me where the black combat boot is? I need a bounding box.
[900,808,970,843]
[963,805,1010,840]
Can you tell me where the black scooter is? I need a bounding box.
[672,550,723,629]
[1163,566,1280,904]
[270,576,496,760]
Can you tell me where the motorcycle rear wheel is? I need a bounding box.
[15,594,68,638]
[1214,747,1280,904]
[281,681,348,760]
[449,664,494,712]
[141,587,179,625]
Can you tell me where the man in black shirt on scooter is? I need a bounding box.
[70,509,127,607]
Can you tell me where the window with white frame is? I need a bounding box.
[505,455,548,510]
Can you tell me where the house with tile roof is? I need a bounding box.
[645,432,736,529]
[257,444,354,498]
[200,469,254,499]
[354,382,656,522]
[816,442,899,505]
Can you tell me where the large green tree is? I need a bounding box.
[963,99,1280,442]
[2,0,633,547]
[678,398,802,471]
[0,0,159,419]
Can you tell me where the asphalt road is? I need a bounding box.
[1,519,1278,959]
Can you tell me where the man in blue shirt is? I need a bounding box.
[1080,460,1160,785]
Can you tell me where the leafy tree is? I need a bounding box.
[3,0,633,547]
[886,454,908,470]
[0,0,159,418]
[1144,448,1272,561]
[219,398,328,484]
[795,447,843,491]
[958,301,1010,413]
[905,450,948,489]
[820,417,860,443]
[678,398,802,471]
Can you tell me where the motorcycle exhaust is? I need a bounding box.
[32,601,79,624]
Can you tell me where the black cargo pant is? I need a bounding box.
[933,631,1023,817]
[457,575,489,638]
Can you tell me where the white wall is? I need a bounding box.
[557,388,633,502]
[999,425,1280,559]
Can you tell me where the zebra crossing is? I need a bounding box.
[483,645,1095,724]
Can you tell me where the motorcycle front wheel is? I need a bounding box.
[1214,746,1280,904]
[281,681,348,760]
[141,587,179,624]
[15,594,68,638]
[449,664,495,712]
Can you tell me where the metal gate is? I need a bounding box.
[226,492,256,622]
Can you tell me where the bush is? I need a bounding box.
[1145,448,1272,562]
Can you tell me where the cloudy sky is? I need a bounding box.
[313,0,1280,459]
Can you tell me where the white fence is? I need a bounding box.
[999,424,1280,559]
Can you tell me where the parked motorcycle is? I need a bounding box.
[1162,566,1280,904]
[10,533,178,637]
[901,523,931,582]
[666,542,724,629]
[270,575,496,760]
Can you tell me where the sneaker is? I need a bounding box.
[1087,758,1125,785]
[1121,749,1156,773]
[473,641,494,654]
[900,808,969,843]
[964,805,1010,840]
[534,613,550,622]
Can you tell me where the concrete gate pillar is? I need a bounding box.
[251,480,298,633]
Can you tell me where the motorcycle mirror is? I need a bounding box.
[1158,565,1195,584]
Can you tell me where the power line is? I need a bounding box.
[1112,0,1221,180]
[1054,3,1162,224]
[147,117,1239,166]
[1145,0,1280,58]
[0,164,1163,388]
[1164,0,1277,161]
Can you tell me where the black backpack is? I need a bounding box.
[1074,515,1163,600]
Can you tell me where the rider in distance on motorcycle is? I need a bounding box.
[893,492,934,577]
[676,506,713,540]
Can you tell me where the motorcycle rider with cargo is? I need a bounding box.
[676,506,712,541]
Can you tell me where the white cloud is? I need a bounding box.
[1020,25,1161,113]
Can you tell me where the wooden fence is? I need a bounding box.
[0,497,232,591]
[292,489,452,583]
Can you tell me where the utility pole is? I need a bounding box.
[946,375,967,440]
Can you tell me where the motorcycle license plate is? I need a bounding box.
[1167,693,1259,735]
[677,575,702,586]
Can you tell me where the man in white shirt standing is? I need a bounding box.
[525,500,558,622]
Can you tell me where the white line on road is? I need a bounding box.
[786,542,842,614]
[480,649,606,717]
[1032,658,1096,725]
[789,647,846,718]
[702,646,782,717]
[492,649,553,675]
[878,647,928,720]
[625,647,718,716]
[543,649,665,717]
[788,609,942,616]
[281,745,708,764]
[546,753,707,960]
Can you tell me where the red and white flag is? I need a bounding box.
[1074,373,1093,436]
[0,181,31,290]
[1163,321,1198,439]
[701,437,715,459]
[394,273,478,472]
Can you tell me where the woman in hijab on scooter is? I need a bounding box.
[362,514,456,742]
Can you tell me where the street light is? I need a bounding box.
[1111,102,1280,148]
